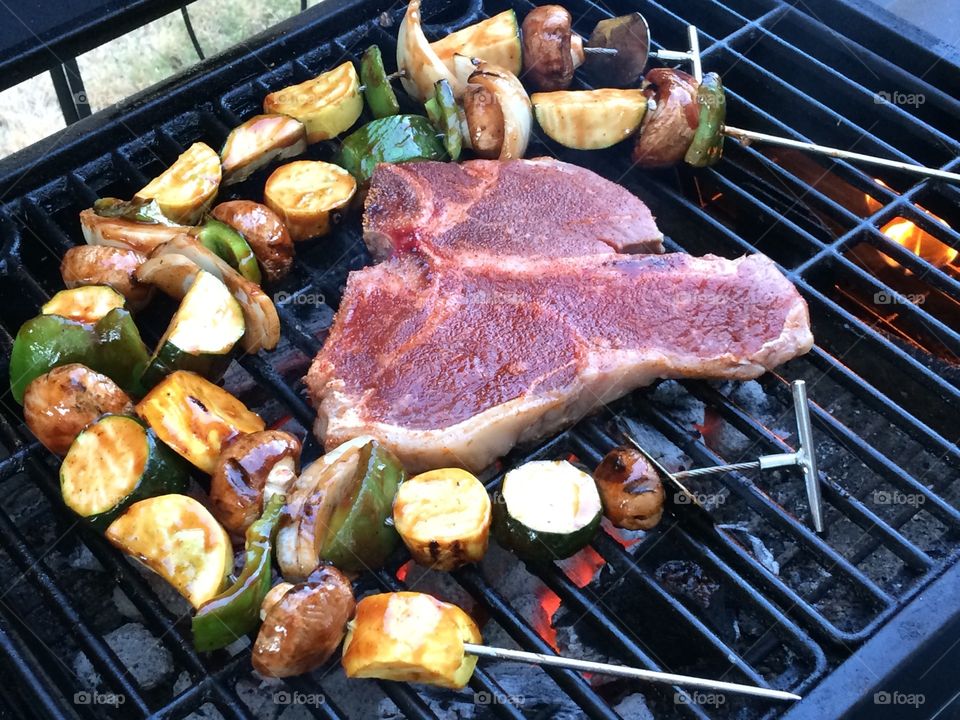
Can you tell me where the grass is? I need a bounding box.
[0,0,318,158]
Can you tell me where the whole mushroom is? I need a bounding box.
[594,446,665,530]
[632,68,701,168]
[521,5,581,91]
[210,201,295,283]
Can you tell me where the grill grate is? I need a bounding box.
[0,0,958,718]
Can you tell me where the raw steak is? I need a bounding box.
[307,252,813,473]
[363,158,665,261]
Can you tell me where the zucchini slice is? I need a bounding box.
[493,460,602,561]
[60,414,188,529]
[393,468,490,571]
[42,285,126,324]
[532,89,647,150]
[136,370,265,474]
[105,494,233,608]
[134,142,221,225]
[342,592,481,689]
[264,161,357,241]
[220,113,308,185]
[263,61,363,143]
[430,10,522,76]
[141,270,244,389]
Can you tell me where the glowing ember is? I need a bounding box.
[395,559,414,582]
[561,546,607,589]
[694,406,723,450]
[603,518,644,548]
[865,180,957,270]
[534,587,562,651]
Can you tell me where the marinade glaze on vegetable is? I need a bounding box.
[307,161,813,473]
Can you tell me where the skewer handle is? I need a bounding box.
[463,643,801,702]
[723,125,960,183]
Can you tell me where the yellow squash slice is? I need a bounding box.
[134,142,221,224]
[342,592,481,688]
[220,113,308,185]
[106,494,232,608]
[263,61,363,143]
[264,161,357,241]
[532,89,647,150]
[431,11,522,76]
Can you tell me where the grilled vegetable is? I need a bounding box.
[397,0,461,102]
[136,370,265,474]
[9,306,149,404]
[42,285,125,324]
[462,83,505,159]
[342,592,481,688]
[361,45,401,119]
[521,5,578,92]
[277,436,405,580]
[134,142,221,224]
[493,460,602,561]
[220,113,308,185]
[147,235,281,352]
[106,494,232,608]
[393,468,490,571]
[463,58,531,160]
[79,208,191,254]
[336,115,446,185]
[196,218,261,284]
[61,414,189,529]
[532,89,647,150]
[633,68,700,168]
[594,447,665,530]
[264,160,357,241]
[211,202,295,283]
[263,61,363,143]
[210,430,300,537]
[585,13,651,88]
[60,246,153,311]
[252,565,356,677]
[192,494,284,651]
[92,197,178,225]
[24,364,134,456]
[684,72,726,168]
[431,10,522,77]
[141,270,244,389]
[425,79,462,161]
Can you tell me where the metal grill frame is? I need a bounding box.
[0,0,958,718]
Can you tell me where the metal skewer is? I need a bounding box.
[465,643,801,702]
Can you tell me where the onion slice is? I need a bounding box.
[466,59,532,160]
[397,0,461,102]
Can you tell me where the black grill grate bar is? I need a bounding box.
[110,150,151,188]
[857,223,960,301]
[636,402,895,603]
[238,355,317,431]
[0,442,41,482]
[0,497,152,716]
[875,193,960,256]
[683,379,939,570]
[21,199,75,259]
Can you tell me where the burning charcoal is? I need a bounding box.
[74,622,173,691]
[173,671,192,695]
[719,523,782,575]
[111,587,142,620]
[650,381,707,427]
[184,704,225,720]
[67,544,103,572]
[613,693,655,719]
[654,560,721,609]
[236,678,282,720]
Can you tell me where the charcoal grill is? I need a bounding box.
[0,0,958,718]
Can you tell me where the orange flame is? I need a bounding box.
[865,180,956,269]
[562,546,607,588]
[532,548,607,652]
[534,587,562,651]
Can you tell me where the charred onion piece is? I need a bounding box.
[24,363,134,456]
[632,68,700,168]
[61,245,152,312]
[252,566,356,678]
[210,430,301,537]
[594,447,665,530]
[585,13,651,88]
[521,5,577,91]
[397,0,460,102]
[211,201,295,283]
[463,84,505,159]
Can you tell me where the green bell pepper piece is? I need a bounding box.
[361,45,401,119]
[9,315,97,403]
[192,494,284,652]
[94,308,151,398]
[335,114,447,185]
[428,79,461,162]
[196,218,262,285]
[320,440,405,572]
[684,72,726,168]
[93,197,176,225]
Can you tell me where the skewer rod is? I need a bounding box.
[723,125,960,182]
[672,461,761,479]
[464,644,801,701]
